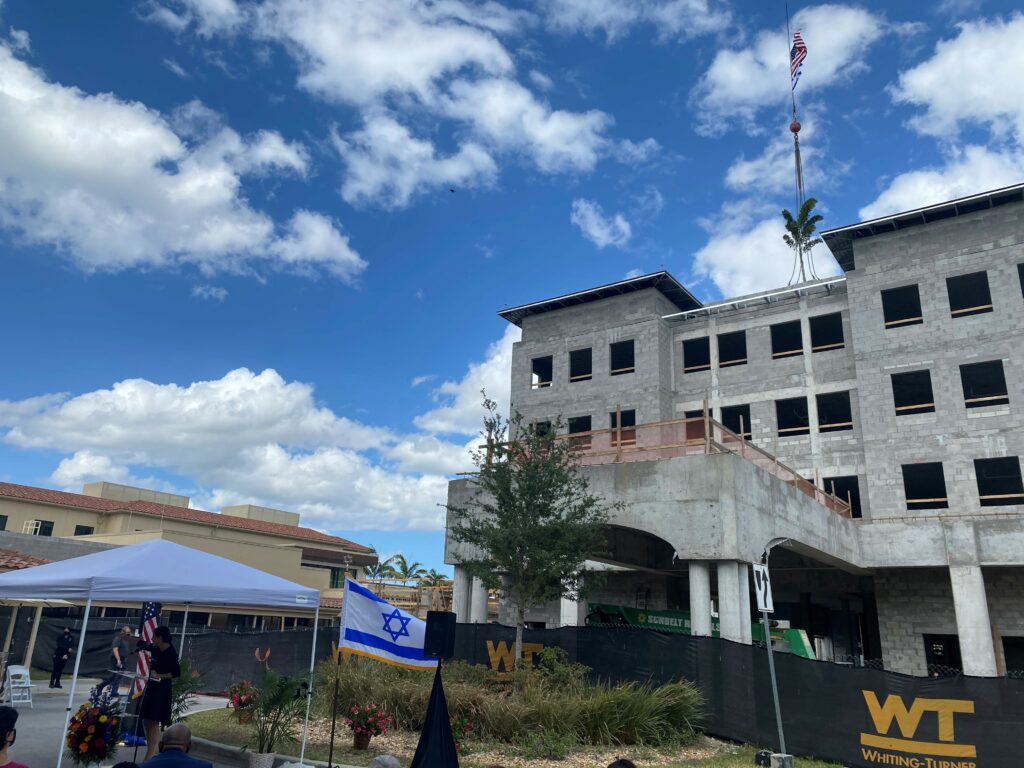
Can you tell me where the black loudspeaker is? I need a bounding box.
[423,611,457,659]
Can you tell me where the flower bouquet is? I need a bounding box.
[229,679,258,723]
[66,687,123,766]
[345,703,392,749]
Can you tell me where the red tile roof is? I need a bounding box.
[320,597,343,610]
[0,482,374,554]
[0,546,50,571]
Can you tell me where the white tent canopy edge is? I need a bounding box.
[0,538,322,768]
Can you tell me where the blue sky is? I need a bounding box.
[1,0,1022,573]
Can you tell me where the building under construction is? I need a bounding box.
[446,183,1024,678]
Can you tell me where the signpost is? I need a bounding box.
[753,560,787,758]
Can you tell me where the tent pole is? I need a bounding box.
[180,603,190,651]
[299,605,320,766]
[56,596,92,768]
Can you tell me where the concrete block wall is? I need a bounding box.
[874,568,956,675]
[510,289,677,432]
[846,204,1024,520]
[669,283,866,512]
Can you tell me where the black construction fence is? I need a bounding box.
[27,618,1024,767]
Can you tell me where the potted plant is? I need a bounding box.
[246,671,305,768]
[65,687,123,765]
[228,679,258,723]
[345,704,392,750]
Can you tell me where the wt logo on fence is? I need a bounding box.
[861,691,976,766]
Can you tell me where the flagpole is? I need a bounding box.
[785,0,797,119]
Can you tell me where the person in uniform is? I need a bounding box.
[49,626,74,688]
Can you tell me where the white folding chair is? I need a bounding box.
[6,665,34,708]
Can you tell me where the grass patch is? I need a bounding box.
[186,709,842,768]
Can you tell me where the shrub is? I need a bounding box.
[172,658,204,722]
[314,655,701,748]
[519,729,576,760]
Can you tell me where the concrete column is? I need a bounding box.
[470,577,489,624]
[949,566,997,676]
[688,562,712,637]
[3,605,18,656]
[717,561,742,642]
[452,565,471,623]
[23,606,43,667]
[559,597,581,627]
[738,563,752,644]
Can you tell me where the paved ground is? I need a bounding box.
[12,675,230,767]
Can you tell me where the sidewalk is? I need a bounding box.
[12,675,231,767]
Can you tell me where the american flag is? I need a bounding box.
[132,602,161,699]
[790,30,807,90]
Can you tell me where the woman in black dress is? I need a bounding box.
[137,626,180,761]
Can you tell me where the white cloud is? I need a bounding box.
[529,69,554,91]
[334,116,497,208]
[411,374,437,388]
[613,137,661,164]
[725,116,845,194]
[570,198,632,248]
[143,0,245,37]
[0,45,363,282]
[7,27,29,53]
[192,284,228,301]
[442,78,612,172]
[541,0,731,43]
[269,211,367,282]
[625,267,645,279]
[693,200,840,296]
[252,0,515,106]
[891,14,1024,144]
[163,58,189,78]
[691,4,886,134]
[859,146,1024,220]
[415,324,520,435]
[1,324,524,531]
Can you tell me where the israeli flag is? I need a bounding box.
[340,578,437,671]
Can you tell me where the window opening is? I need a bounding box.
[684,408,706,443]
[881,285,923,328]
[902,463,948,509]
[809,313,844,352]
[823,476,862,518]
[609,408,636,446]
[770,320,803,359]
[0,515,6,532]
[532,420,553,438]
[569,348,592,382]
[610,340,635,376]
[73,525,94,536]
[892,370,935,415]
[960,360,1009,408]
[924,634,963,677]
[568,415,592,450]
[775,397,809,437]
[1019,263,1024,299]
[531,355,553,389]
[946,271,992,318]
[975,457,1024,506]
[683,337,711,373]
[720,404,751,439]
[717,331,747,368]
[817,391,853,433]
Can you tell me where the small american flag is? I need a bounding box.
[790,30,807,90]
[132,602,161,699]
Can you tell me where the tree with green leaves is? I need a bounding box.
[781,197,824,283]
[419,569,449,587]
[389,554,428,584]
[364,560,397,582]
[447,396,613,666]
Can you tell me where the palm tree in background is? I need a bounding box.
[781,197,824,283]
[389,554,427,584]
[364,560,397,582]
[419,569,449,587]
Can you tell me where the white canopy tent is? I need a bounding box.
[0,538,322,767]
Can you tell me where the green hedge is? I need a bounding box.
[314,651,701,747]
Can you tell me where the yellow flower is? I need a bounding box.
[99,715,108,723]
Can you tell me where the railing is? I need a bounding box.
[519,415,852,517]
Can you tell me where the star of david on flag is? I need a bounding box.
[339,577,437,671]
